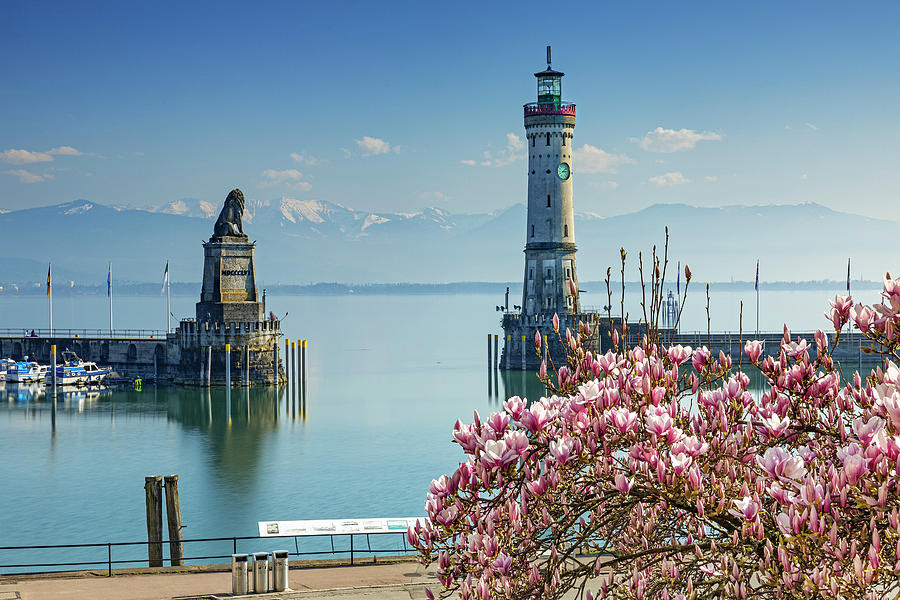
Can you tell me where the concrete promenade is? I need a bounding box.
[0,559,438,600]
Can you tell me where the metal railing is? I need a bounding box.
[0,328,168,340]
[523,102,576,116]
[0,532,416,576]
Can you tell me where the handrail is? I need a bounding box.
[0,328,168,340]
[0,531,414,576]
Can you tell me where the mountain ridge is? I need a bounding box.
[0,199,894,285]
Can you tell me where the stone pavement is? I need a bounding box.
[1,560,438,600]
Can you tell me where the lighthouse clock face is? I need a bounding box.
[557,162,570,180]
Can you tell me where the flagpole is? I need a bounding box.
[48,262,53,336]
[755,259,759,338]
[108,263,113,337]
[167,262,171,334]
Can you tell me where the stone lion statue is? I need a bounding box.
[213,189,246,238]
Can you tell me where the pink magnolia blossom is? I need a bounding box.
[731,496,760,521]
[413,266,900,600]
[744,340,764,363]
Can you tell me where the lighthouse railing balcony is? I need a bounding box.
[523,102,576,117]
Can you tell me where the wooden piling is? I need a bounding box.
[205,346,212,387]
[225,344,231,388]
[493,334,498,369]
[164,475,184,566]
[521,335,526,370]
[144,475,163,567]
[240,346,248,387]
[505,335,511,370]
[302,340,308,394]
[284,339,290,384]
[487,334,492,370]
[273,339,279,387]
[50,344,57,398]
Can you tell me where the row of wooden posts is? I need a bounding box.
[144,474,183,567]
[488,333,547,371]
[283,338,308,391]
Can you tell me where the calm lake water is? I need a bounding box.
[0,287,874,558]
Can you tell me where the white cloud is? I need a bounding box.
[463,133,525,167]
[419,191,449,204]
[649,172,691,187]
[704,175,718,182]
[805,122,818,131]
[636,127,722,153]
[340,148,351,159]
[290,152,320,165]
[1,149,53,164]
[573,144,635,174]
[600,181,618,189]
[49,146,83,156]
[355,136,393,156]
[260,168,312,191]
[0,146,85,164]
[5,169,53,183]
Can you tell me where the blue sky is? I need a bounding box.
[2,0,899,219]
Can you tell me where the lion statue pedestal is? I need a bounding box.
[196,188,264,324]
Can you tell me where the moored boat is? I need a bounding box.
[0,358,14,382]
[57,351,111,385]
[7,361,48,384]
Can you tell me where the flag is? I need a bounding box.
[846,258,851,292]
[107,263,112,297]
[755,260,759,292]
[677,261,680,295]
[161,261,169,294]
[46,263,51,297]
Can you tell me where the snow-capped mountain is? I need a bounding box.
[0,198,895,285]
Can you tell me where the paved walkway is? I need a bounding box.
[1,560,437,600]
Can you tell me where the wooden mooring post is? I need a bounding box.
[164,475,184,566]
[144,475,163,567]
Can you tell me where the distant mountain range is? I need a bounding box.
[0,198,895,286]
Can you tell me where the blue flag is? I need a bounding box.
[107,264,111,297]
[677,261,680,295]
[755,260,759,292]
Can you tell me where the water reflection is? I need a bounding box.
[0,383,303,495]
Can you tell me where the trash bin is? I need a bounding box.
[272,550,290,591]
[252,552,270,593]
[231,554,250,595]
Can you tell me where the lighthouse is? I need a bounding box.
[522,46,579,316]
[501,47,599,370]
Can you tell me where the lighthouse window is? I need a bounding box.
[529,268,534,280]
[562,136,567,147]
[547,195,551,207]
[546,133,550,145]
[564,224,569,237]
[547,268,551,279]
[531,135,535,147]
[531,225,535,238]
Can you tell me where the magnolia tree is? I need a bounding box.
[410,253,900,600]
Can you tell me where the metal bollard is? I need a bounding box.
[232,554,250,595]
[272,550,289,591]
[252,552,270,593]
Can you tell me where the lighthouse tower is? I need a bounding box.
[501,48,599,370]
[522,46,579,316]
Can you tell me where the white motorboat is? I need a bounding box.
[0,358,14,382]
[7,360,48,384]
